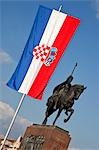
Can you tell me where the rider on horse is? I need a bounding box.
[46,63,77,109]
[43,63,87,125]
[52,63,78,109]
[52,75,73,109]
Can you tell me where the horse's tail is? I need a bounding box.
[46,96,53,106]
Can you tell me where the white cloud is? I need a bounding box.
[0,50,13,64]
[0,101,31,138]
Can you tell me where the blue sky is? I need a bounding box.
[0,0,99,149]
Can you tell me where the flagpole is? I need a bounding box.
[0,94,26,150]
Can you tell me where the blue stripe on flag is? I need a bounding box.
[7,6,52,91]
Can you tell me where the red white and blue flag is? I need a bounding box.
[7,5,80,100]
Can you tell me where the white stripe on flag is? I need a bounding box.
[18,10,67,94]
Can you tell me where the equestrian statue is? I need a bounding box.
[42,63,87,125]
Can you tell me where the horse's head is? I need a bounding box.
[72,84,87,100]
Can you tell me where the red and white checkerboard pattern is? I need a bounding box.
[33,44,51,62]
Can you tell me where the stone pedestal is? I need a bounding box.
[19,124,71,150]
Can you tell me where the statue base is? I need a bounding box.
[19,124,71,150]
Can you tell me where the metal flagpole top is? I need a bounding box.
[58,5,63,12]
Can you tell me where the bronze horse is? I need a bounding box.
[42,84,86,125]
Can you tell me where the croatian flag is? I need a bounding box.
[7,5,80,100]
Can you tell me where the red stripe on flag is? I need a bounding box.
[28,16,80,99]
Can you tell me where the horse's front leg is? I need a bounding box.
[53,108,63,125]
[65,110,69,116]
[64,108,74,123]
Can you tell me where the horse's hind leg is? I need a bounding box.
[42,107,55,125]
[53,108,63,125]
[42,115,47,125]
[42,109,49,125]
